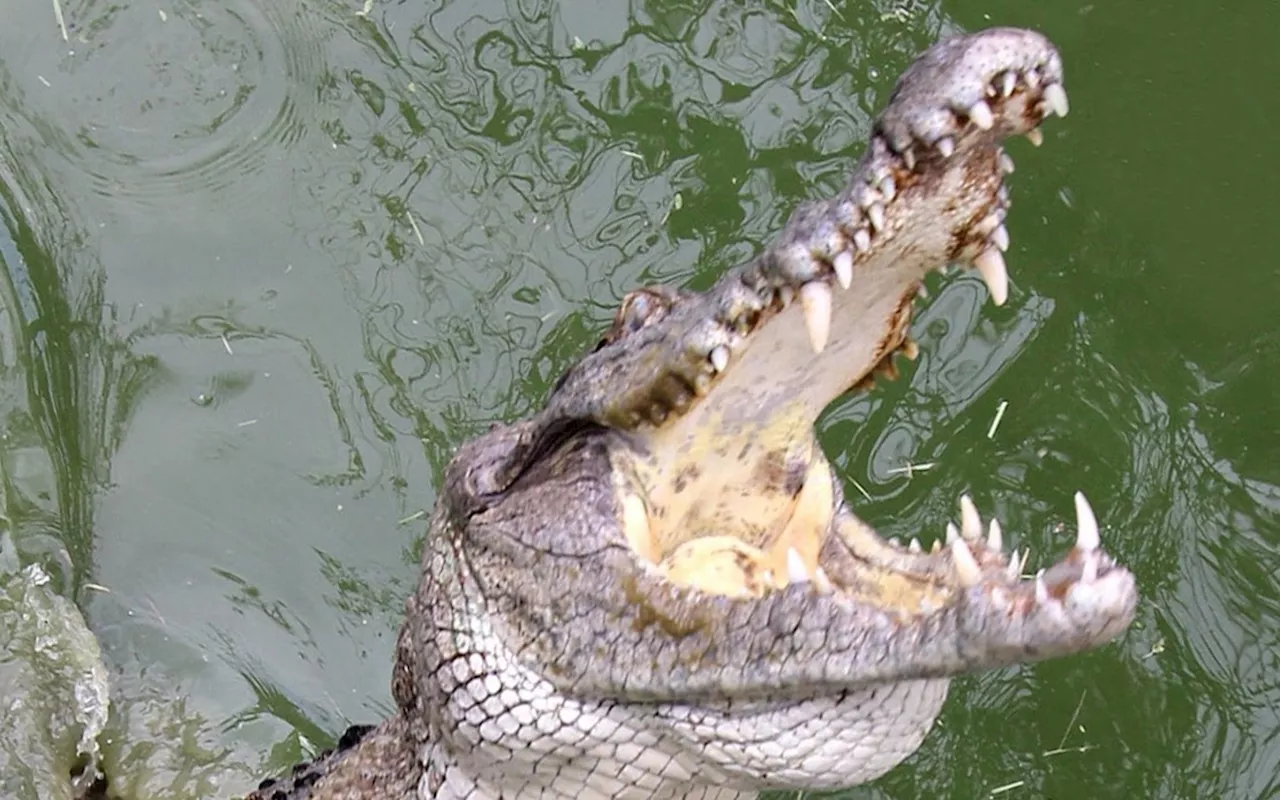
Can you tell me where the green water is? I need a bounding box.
[0,0,1275,797]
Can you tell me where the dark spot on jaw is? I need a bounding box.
[784,455,808,497]
[674,464,699,493]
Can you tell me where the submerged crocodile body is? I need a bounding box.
[250,28,1137,800]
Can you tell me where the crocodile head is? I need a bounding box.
[250,28,1138,800]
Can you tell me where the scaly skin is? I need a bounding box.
[249,28,1136,800]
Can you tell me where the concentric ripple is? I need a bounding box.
[60,0,326,206]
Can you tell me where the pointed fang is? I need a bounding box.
[833,250,854,289]
[945,522,960,544]
[936,136,955,158]
[786,547,810,583]
[799,282,832,353]
[987,519,1003,552]
[1074,491,1100,551]
[959,495,982,540]
[952,538,982,587]
[992,224,1010,253]
[853,228,872,253]
[868,203,886,232]
[1035,571,1050,604]
[1025,127,1044,147]
[909,537,922,553]
[1043,83,1069,117]
[710,345,729,373]
[1007,549,1021,581]
[975,248,1009,306]
[999,151,1015,174]
[968,100,994,130]
[812,566,833,594]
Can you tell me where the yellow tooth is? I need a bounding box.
[833,250,854,289]
[1025,127,1044,147]
[974,249,1009,306]
[799,282,832,353]
[960,495,982,540]
[951,538,982,587]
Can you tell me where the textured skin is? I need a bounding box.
[247,28,1137,800]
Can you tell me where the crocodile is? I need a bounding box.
[248,27,1137,800]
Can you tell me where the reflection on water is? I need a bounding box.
[0,0,1276,797]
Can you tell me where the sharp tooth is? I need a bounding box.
[786,547,810,583]
[1034,571,1050,604]
[1006,548,1021,581]
[951,539,982,587]
[1025,127,1044,147]
[778,285,795,306]
[991,224,1010,252]
[1074,491,1100,551]
[931,539,941,554]
[799,282,832,353]
[710,345,730,373]
[974,249,1009,306]
[1000,71,1017,97]
[902,146,916,171]
[1043,83,1070,117]
[812,566,833,594]
[832,250,854,289]
[959,495,982,540]
[867,203,886,232]
[879,176,896,202]
[853,228,872,252]
[945,522,960,544]
[902,338,919,360]
[908,537,922,553]
[998,151,1015,174]
[987,519,1003,552]
[968,100,994,130]
[936,136,954,158]
[1081,552,1098,584]
[760,570,777,589]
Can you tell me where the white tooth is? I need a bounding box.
[879,176,896,202]
[760,570,777,589]
[998,151,1015,174]
[936,136,954,158]
[1006,548,1021,581]
[890,537,901,547]
[968,100,994,130]
[987,519,1003,552]
[1000,71,1017,97]
[833,250,854,289]
[786,547,810,583]
[992,224,1010,252]
[710,345,730,373]
[951,539,982,587]
[959,495,982,540]
[799,282,831,353]
[931,539,941,554]
[1081,551,1098,584]
[1025,128,1044,147]
[1024,68,1042,91]
[1035,571,1050,604]
[902,146,916,171]
[868,203,886,232]
[909,537,922,553]
[974,248,1009,306]
[812,566,833,594]
[1074,491,1100,551]
[945,522,960,544]
[779,285,795,306]
[853,228,872,252]
[1043,83,1070,117]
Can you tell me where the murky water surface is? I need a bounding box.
[0,0,1275,797]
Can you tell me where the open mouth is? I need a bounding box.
[600,29,1133,650]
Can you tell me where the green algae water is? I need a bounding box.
[0,0,1275,797]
